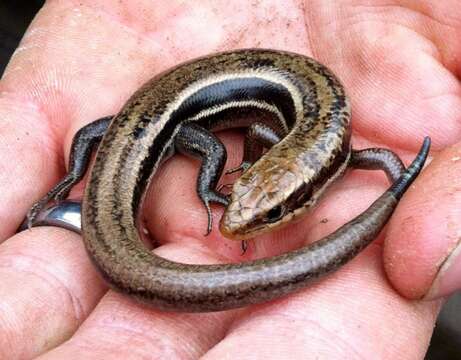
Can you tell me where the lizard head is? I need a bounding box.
[220,152,324,240]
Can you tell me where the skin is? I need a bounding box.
[0,0,460,358]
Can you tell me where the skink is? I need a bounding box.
[27,49,430,312]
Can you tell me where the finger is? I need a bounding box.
[0,0,169,239]
[384,141,461,300]
[0,76,63,239]
[0,228,106,359]
[306,1,461,149]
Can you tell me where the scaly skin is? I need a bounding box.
[77,49,429,312]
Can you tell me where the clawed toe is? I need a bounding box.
[201,191,230,236]
[225,161,251,175]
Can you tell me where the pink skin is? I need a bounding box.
[0,1,460,359]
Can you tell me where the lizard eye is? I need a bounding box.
[265,205,285,223]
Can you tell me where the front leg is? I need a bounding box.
[175,123,229,235]
[27,116,112,226]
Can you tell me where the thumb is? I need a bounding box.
[384,141,461,300]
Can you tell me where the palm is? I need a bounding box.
[0,1,459,359]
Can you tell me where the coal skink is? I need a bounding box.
[27,49,430,312]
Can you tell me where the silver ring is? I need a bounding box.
[18,201,82,234]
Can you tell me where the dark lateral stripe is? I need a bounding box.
[131,76,299,212]
[172,77,297,128]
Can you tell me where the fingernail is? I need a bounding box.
[425,239,461,300]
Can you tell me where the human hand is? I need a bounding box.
[1,1,460,359]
